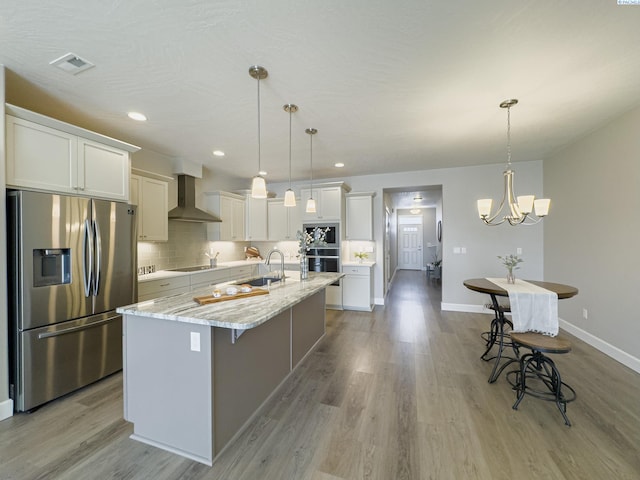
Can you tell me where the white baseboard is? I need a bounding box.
[441,303,488,313]
[559,319,640,374]
[374,297,385,306]
[0,398,14,422]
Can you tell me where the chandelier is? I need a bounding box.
[477,99,550,226]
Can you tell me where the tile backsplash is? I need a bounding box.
[137,221,249,271]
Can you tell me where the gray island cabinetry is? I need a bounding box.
[117,272,341,466]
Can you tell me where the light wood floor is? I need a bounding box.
[1,270,639,479]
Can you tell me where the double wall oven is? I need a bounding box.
[303,223,342,308]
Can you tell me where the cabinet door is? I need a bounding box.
[287,201,302,240]
[342,274,371,310]
[140,178,168,241]
[6,115,76,193]
[246,197,268,241]
[78,139,130,201]
[346,195,373,240]
[232,198,246,240]
[219,196,235,240]
[268,200,288,241]
[319,187,342,220]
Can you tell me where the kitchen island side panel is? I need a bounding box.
[292,290,326,367]
[124,315,214,463]
[213,310,290,454]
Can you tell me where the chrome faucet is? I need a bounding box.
[265,248,286,280]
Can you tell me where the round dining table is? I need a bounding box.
[463,278,578,383]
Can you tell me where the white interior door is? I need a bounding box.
[398,224,423,270]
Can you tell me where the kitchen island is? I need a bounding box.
[117,272,341,466]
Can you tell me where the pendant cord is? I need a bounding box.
[257,73,261,174]
[288,108,292,189]
[506,105,512,168]
[309,133,313,196]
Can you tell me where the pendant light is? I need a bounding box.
[249,65,268,198]
[477,99,551,226]
[305,128,317,213]
[283,104,298,207]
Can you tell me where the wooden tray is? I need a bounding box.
[193,288,269,305]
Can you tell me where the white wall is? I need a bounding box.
[265,159,545,307]
[544,105,640,369]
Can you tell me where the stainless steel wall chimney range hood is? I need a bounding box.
[168,175,221,222]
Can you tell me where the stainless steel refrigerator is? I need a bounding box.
[7,190,137,412]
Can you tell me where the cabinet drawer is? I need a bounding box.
[229,265,256,280]
[138,276,190,297]
[343,266,370,276]
[190,270,229,287]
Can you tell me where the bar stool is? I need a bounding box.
[507,332,576,426]
[481,301,519,383]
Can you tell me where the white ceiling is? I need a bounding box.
[2,1,640,186]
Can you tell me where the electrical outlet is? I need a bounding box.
[516,247,523,255]
[583,308,588,320]
[190,332,201,352]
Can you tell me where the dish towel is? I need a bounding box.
[487,278,559,336]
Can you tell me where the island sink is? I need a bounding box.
[246,277,282,287]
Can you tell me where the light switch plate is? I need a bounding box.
[190,332,201,352]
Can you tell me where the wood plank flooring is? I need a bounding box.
[1,270,639,479]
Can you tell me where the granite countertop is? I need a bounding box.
[119,272,343,330]
[342,261,376,267]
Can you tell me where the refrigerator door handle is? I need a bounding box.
[83,219,93,298]
[37,315,120,339]
[93,219,102,296]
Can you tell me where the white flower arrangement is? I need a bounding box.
[296,227,329,256]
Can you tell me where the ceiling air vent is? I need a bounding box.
[50,52,95,75]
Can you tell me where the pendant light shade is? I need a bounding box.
[249,65,268,199]
[305,128,317,214]
[284,189,297,207]
[283,104,298,207]
[251,175,267,198]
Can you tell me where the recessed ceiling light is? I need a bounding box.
[212,150,225,157]
[259,170,267,176]
[127,112,147,121]
[334,162,345,168]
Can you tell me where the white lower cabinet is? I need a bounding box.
[139,265,260,302]
[342,265,374,311]
[138,276,191,302]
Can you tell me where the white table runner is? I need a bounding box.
[487,278,559,337]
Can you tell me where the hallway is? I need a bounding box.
[1,271,639,479]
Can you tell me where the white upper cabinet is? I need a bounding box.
[299,182,350,222]
[267,198,301,241]
[206,192,246,241]
[5,105,139,201]
[245,196,268,241]
[345,192,375,241]
[130,174,169,242]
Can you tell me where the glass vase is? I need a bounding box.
[506,269,515,284]
[300,255,309,280]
